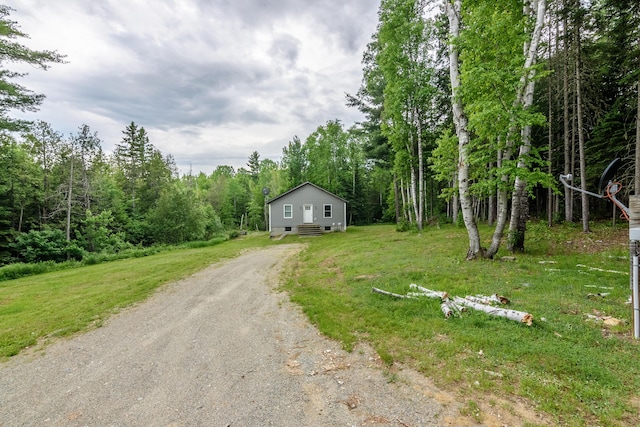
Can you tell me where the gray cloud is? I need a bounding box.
[7,0,380,173]
[269,34,300,67]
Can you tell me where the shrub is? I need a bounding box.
[13,229,83,263]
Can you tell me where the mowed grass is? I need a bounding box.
[0,233,279,359]
[2,223,639,425]
[281,223,640,427]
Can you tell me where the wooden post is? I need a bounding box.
[628,196,640,339]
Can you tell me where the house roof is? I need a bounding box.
[266,181,348,204]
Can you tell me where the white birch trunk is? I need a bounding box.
[447,0,483,259]
[441,302,453,318]
[417,110,424,231]
[410,167,418,225]
[508,0,547,252]
[486,148,510,258]
[465,294,510,305]
[453,297,533,325]
[409,284,449,300]
[372,287,411,299]
[452,174,459,223]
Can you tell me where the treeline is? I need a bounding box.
[0,119,392,265]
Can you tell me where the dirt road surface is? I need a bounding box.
[1,244,472,426]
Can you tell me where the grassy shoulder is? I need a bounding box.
[281,222,639,427]
[0,233,239,282]
[0,232,279,359]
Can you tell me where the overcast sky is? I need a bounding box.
[7,0,381,175]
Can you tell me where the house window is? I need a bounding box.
[324,204,332,218]
[285,226,292,231]
[284,204,293,219]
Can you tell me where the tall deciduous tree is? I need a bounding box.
[439,0,547,258]
[506,0,547,251]
[71,124,102,211]
[147,181,212,244]
[446,0,483,258]
[377,0,439,231]
[23,120,62,224]
[0,134,42,262]
[304,120,349,195]
[281,135,306,188]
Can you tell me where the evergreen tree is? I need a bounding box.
[0,6,64,131]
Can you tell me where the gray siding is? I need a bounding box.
[268,183,347,236]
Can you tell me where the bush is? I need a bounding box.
[13,229,84,263]
[395,221,413,232]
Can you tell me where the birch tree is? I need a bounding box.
[507,0,547,251]
[440,0,547,258]
[378,0,439,231]
[446,0,483,258]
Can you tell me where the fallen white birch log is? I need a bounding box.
[453,297,533,326]
[465,294,510,305]
[409,284,449,300]
[441,302,453,318]
[407,292,448,299]
[372,287,411,299]
[441,300,465,318]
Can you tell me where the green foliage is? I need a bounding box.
[304,119,350,195]
[281,135,306,188]
[146,182,211,244]
[113,122,174,217]
[13,229,82,263]
[377,0,438,154]
[76,210,131,253]
[454,0,551,196]
[430,129,458,197]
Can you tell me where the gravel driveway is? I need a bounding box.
[0,244,466,426]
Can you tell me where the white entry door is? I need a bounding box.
[303,204,313,223]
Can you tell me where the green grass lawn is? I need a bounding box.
[1,223,638,426]
[281,222,639,427]
[0,233,279,358]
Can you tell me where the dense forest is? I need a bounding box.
[0,0,638,265]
